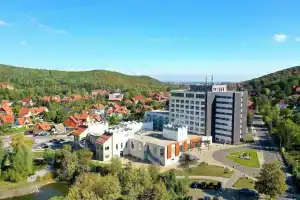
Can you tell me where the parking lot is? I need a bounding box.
[32,135,74,150]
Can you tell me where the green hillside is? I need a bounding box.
[229,66,300,91]
[0,64,170,100]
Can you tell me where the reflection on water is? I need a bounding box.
[5,183,69,200]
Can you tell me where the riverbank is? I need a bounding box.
[0,180,55,199]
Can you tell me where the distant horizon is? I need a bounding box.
[1,1,300,81]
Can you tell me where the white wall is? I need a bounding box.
[127,139,145,160]
[162,126,188,141]
[88,122,108,135]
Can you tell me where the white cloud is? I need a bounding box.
[29,17,68,35]
[0,20,8,26]
[20,40,27,45]
[273,34,287,42]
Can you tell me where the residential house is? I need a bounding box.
[65,111,91,128]
[89,104,105,115]
[0,82,13,90]
[29,107,48,116]
[0,114,14,125]
[2,100,13,106]
[91,89,109,96]
[108,93,123,101]
[18,107,32,118]
[106,103,128,117]
[131,95,145,104]
[41,95,61,104]
[52,123,66,134]
[52,95,61,103]
[71,94,83,101]
[21,97,34,107]
[15,117,33,127]
[0,104,13,116]
[33,122,52,135]
[73,127,89,143]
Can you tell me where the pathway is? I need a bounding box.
[27,168,52,182]
[224,171,243,188]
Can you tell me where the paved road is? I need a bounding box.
[253,115,297,200]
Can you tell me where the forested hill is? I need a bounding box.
[229,66,300,91]
[0,64,167,92]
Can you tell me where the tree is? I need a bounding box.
[66,172,121,200]
[109,115,120,125]
[292,112,300,125]
[11,133,34,149]
[152,181,172,200]
[255,162,287,199]
[57,151,78,181]
[274,119,300,149]
[148,164,160,183]
[109,157,122,176]
[55,108,68,123]
[44,111,57,122]
[76,148,93,174]
[247,110,254,127]
[280,108,293,120]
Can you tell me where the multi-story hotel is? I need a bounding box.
[169,84,248,144]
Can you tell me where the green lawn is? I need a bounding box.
[174,162,234,178]
[233,177,255,190]
[33,151,44,159]
[227,149,260,168]
[244,135,254,143]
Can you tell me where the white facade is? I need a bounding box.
[169,90,206,135]
[88,121,109,136]
[162,124,188,141]
[212,85,227,92]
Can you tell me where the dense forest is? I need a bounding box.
[229,66,300,93]
[0,64,171,99]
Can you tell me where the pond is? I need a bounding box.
[5,183,69,200]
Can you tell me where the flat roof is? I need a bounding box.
[147,110,169,116]
[133,131,200,147]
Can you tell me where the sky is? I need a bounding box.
[0,0,300,82]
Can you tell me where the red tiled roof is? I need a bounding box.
[96,134,112,144]
[19,107,30,117]
[35,122,51,131]
[133,95,145,101]
[16,117,32,125]
[0,104,12,115]
[0,115,14,124]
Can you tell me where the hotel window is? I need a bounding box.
[201,101,206,105]
[185,110,189,114]
[121,143,123,148]
[196,106,199,110]
[196,111,199,115]
[185,105,189,109]
[190,111,194,115]
[176,99,179,103]
[195,101,200,105]
[190,100,194,104]
[125,142,128,148]
[171,99,175,102]
[201,107,205,110]
[160,148,164,157]
[186,93,194,98]
[185,100,189,103]
[190,106,194,109]
[190,121,194,125]
[196,94,205,98]
[195,122,200,126]
[105,146,109,150]
[185,116,189,119]
[116,144,118,150]
[181,100,184,103]
[131,142,135,149]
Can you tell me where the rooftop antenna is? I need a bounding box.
[211,75,214,85]
[205,75,208,86]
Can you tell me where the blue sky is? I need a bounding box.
[0,0,299,82]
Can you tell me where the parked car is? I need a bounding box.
[239,188,257,196]
[59,138,66,143]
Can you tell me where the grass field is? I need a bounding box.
[233,177,255,190]
[175,162,234,178]
[227,149,260,168]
